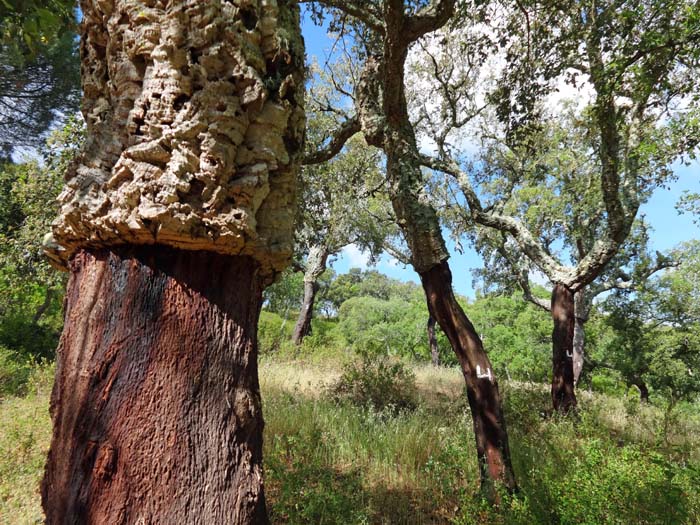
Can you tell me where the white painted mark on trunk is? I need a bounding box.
[476,365,493,381]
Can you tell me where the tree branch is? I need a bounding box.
[300,0,385,34]
[419,152,568,281]
[405,0,456,41]
[303,116,361,165]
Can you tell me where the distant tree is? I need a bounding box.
[0,0,79,155]
[288,56,396,345]
[0,117,83,358]
[595,241,700,406]
[418,0,700,412]
[325,268,420,312]
[308,0,519,496]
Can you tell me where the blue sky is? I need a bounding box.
[301,12,700,299]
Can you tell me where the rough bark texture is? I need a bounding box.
[292,245,328,345]
[421,262,517,498]
[42,247,269,524]
[45,0,305,281]
[427,314,440,366]
[41,2,305,522]
[551,284,577,412]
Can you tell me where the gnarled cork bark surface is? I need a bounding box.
[47,0,305,281]
[42,247,269,524]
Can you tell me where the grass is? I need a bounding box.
[2,357,700,524]
[0,364,53,525]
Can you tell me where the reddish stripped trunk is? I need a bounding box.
[427,315,440,366]
[551,284,577,413]
[420,262,517,498]
[42,247,268,524]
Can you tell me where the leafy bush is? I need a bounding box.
[258,310,295,354]
[0,345,33,397]
[328,356,418,413]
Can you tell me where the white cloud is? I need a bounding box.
[529,269,551,287]
[341,244,371,269]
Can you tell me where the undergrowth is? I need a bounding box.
[1,359,699,524]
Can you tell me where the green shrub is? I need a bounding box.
[327,356,418,413]
[0,345,33,397]
[258,310,295,354]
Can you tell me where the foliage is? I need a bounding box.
[4,358,700,523]
[0,2,79,155]
[328,356,418,413]
[264,268,305,316]
[324,268,421,312]
[0,345,33,397]
[258,310,296,355]
[0,0,75,54]
[593,240,700,403]
[336,295,438,360]
[0,118,84,360]
[466,292,552,382]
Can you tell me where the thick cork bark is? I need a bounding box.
[46,0,305,281]
[551,284,577,413]
[42,2,304,521]
[42,247,269,524]
[420,262,517,499]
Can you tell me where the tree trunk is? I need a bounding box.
[551,284,577,413]
[630,377,650,403]
[32,287,54,324]
[353,16,517,498]
[292,280,319,345]
[420,262,517,498]
[427,314,440,366]
[42,247,269,524]
[292,246,329,346]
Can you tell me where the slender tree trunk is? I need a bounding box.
[354,14,517,495]
[32,287,54,324]
[42,247,269,524]
[427,314,440,366]
[551,284,577,412]
[420,262,517,498]
[292,246,329,346]
[292,280,319,345]
[630,377,650,403]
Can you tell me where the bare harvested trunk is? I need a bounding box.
[420,262,517,498]
[292,246,328,346]
[427,314,440,366]
[551,284,577,412]
[42,247,268,524]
